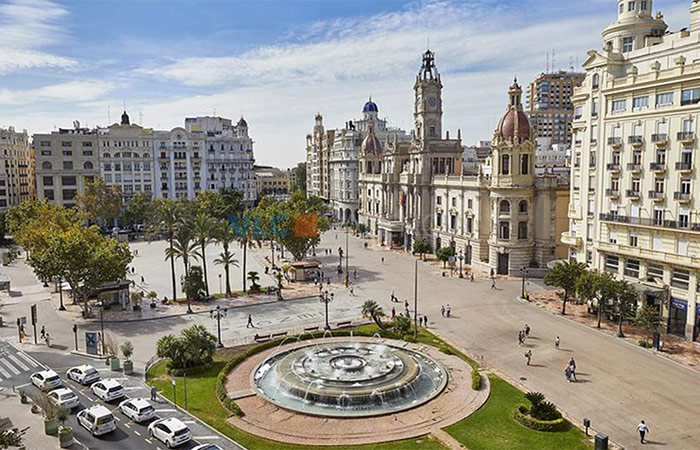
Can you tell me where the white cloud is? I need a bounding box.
[0,80,118,105]
[0,0,76,74]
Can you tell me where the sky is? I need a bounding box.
[0,0,691,168]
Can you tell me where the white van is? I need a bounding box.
[77,405,117,436]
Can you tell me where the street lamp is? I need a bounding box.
[218,274,222,295]
[57,276,65,311]
[210,305,228,348]
[95,301,105,355]
[520,267,528,299]
[345,226,349,287]
[458,249,464,278]
[319,290,334,330]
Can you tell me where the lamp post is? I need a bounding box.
[57,277,65,311]
[95,301,105,355]
[458,249,464,278]
[218,274,222,295]
[210,305,228,348]
[520,267,528,299]
[320,290,334,330]
[345,226,349,287]
[413,259,418,340]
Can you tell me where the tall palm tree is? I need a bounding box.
[158,200,180,302]
[213,220,238,296]
[165,225,197,277]
[193,212,214,296]
[361,299,386,329]
[236,210,257,292]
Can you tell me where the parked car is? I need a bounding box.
[47,388,80,409]
[119,398,156,423]
[77,405,117,436]
[30,369,62,391]
[91,379,125,402]
[66,364,100,385]
[148,417,192,448]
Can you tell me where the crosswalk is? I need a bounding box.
[0,339,42,383]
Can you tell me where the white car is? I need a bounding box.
[47,388,80,409]
[77,405,116,436]
[119,398,155,423]
[30,369,62,391]
[66,364,100,385]
[91,379,125,402]
[192,445,223,450]
[148,417,192,448]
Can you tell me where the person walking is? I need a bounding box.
[150,384,158,401]
[391,307,396,320]
[491,279,496,289]
[564,365,572,382]
[40,326,46,340]
[555,336,560,350]
[141,275,145,284]
[353,270,357,280]
[423,315,428,327]
[518,331,523,346]
[44,332,51,347]
[349,285,355,296]
[404,300,409,310]
[440,305,445,317]
[525,349,532,365]
[470,273,475,282]
[524,324,530,337]
[446,304,451,318]
[637,420,649,444]
[381,257,384,264]
[246,314,254,328]
[568,357,577,381]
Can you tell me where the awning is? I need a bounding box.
[632,282,666,298]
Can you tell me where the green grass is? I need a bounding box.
[146,358,447,450]
[444,376,590,450]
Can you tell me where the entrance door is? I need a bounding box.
[667,298,687,338]
[497,252,509,275]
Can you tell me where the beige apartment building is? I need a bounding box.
[305,114,334,200]
[254,165,291,200]
[526,71,585,146]
[0,127,34,210]
[564,0,700,341]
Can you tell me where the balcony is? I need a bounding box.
[674,191,692,203]
[648,190,665,201]
[605,188,620,198]
[607,137,622,148]
[626,189,640,199]
[597,240,700,268]
[561,232,582,247]
[651,134,668,146]
[626,163,642,173]
[649,162,666,173]
[628,136,643,147]
[677,131,695,144]
[606,163,621,172]
[676,161,693,173]
[599,213,700,232]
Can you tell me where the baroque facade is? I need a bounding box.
[358,50,569,275]
[564,0,700,341]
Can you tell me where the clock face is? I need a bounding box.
[428,96,437,107]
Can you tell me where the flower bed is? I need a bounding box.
[513,405,567,432]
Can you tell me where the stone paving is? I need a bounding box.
[225,337,488,446]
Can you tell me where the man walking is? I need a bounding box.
[246,314,254,328]
[524,324,530,337]
[150,384,158,401]
[568,357,577,381]
[440,305,445,317]
[40,326,46,340]
[555,336,560,350]
[391,307,396,320]
[525,349,532,365]
[446,304,451,318]
[637,420,649,444]
[423,315,428,327]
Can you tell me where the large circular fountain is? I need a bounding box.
[252,340,448,417]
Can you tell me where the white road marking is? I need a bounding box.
[0,364,9,379]
[7,354,29,371]
[155,409,175,413]
[123,387,141,390]
[182,420,195,424]
[194,436,221,439]
[15,352,38,368]
[145,438,152,443]
[0,360,20,375]
[134,430,141,436]
[114,416,121,421]
[124,423,130,428]
[14,382,31,389]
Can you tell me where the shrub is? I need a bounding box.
[471,369,482,390]
[638,340,653,348]
[513,405,567,432]
[439,345,455,355]
[157,325,217,371]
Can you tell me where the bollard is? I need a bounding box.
[594,433,608,450]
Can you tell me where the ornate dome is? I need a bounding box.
[496,80,532,142]
[361,133,382,155]
[237,116,248,127]
[362,97,379,113]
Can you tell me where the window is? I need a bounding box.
[628,1,635,12]
[83,161,93,170]
[624,259,640,278]
[467,199,473,209]
[41,161,52,170]
[590,124,598,143]
[42,176,53,186]
[592,74,600,89]
[520,154,529,175]
[647,263,663,279]
[450,215,457,230]
[640,0,647,9]
[43,189,54,200]
[656,92,673,107]
[104,174,112,182]
[40,150,52,156]
[61,176,76,186]
[679,207,690,228]
[574,106,583,119]
[499,200,511,215]
[436,196,442,205]
[605,255,619,272]
[633,96,648,110]
[499,221,510,240]
[62,150,73,156]
[436,213,442,227]
[671,269,690,289]
[61,141,72,147]
[62,189,77,200]
[451,197,456,207]
[62,161,73,170]
[466,216,473,233]
[82,150,93,156]
[622,37,634,53]
[518,201,528,214]
[609,228,617,244]
[681,88,700,106]
[653,207,664,225]
[612,99,626,113]
[429,126,436,137]
[591,100,599,117]
[619,3,624,13]
[631,177,640,192]
[654,177,664,193]
[501,154,510,175]
[518,222,528,240]
[680,178,691,194]
[629,232,638,247]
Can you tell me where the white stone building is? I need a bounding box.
[0,127,34,210]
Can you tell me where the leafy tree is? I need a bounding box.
[412,239,431,261]
[635,304,662,345]
[0,426,27,449]
[156,325,217,370]
[361,299,386,329]
[392,315,412,336]
[544,260,588,315]
[157,200,181,302]
[436,246,455,268]
[247,271,261,291]
[356,223,368,236]
[192,212,215,296]
[613,279,639,337]
[213,220,238,296]
[121,192,154,227]
[77,178,123,229]
[183,265,206,302]
[576,270,618,328]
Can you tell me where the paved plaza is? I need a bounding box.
[1,232,700,449]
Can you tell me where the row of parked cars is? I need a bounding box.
[30,365,220,449]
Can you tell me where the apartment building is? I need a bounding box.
[0,127,34,210]
[564,0,700,341]
[526,71,585,146]
[305,114,334,201]
[254,165,291,201]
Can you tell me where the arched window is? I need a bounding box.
[102,152,111,158]
[519,200,528,214]
[42,161,52,170]
[592,73,600,89]
[114,152,121,158]
[501,154,510,175]
[499,200,511,215]
[143,153,150,159]
[84,161,94,170]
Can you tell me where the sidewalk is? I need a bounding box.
[0,389,57,450]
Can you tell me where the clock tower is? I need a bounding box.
[414,49,443,142]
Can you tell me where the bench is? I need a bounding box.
[253,333,272,342]
[335,320,353,328]
[271,331,288,338]
[303,326,319,332]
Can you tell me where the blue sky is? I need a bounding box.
[0,0,690,167]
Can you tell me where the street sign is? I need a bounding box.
[171,376,176,386]
[85,332,98,355]
[30,305,37,325]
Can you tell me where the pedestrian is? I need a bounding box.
[555,336,560,350]
[404,300,409,310]
[353,270,357,280]
[246,314,254,328]
[423,315,428,327]
[525,324,530,337]
[131,267,135,274]
[518,331,523,346]
[405,307,410,318]
[141,275,145,284]
[391,307,396,319]
[364,242,368,249]
[150,384,158,401]
[446,304,451,318]
[381,257,384,264]
[441,305,445,317]
[40,326,46,339]
[349,286,355,296]
[418,316,423,327]
[470,273,475,282]
[564,365,572,382]
[490,267,495,278]
[568,358,577,381]
[134,249,138,256]
[637,420,649,444]
[525,349,532,365]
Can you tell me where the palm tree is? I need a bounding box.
[361,299,386,329]
[544,260,588,315]
[236,210,257,292]
[165,225,197,277]
[193,212,214,296]
[213,220,239,296]
[158,201,180,303]
[247,271,261,291]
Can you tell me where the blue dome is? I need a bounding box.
[362,98,378,113]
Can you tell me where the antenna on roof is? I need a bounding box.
[107,105,111,124]
[545,52,549,74]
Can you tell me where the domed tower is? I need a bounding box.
[413,49,442,142]
[237,116,249,137]
[488,80,537,275]
[362,97,379,121]
[602,0,667,53]
[360,121,383,158]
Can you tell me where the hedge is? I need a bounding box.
[513,404,567,432]
[471,369,482,391]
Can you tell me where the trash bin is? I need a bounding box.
[594,433,608,450]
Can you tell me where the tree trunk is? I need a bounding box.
[561,290,568,315]
[225,264,231,296]
[169,237,177,302]
[201,243,209,296]
[597,299,603,328]
[617,305,624,337]
[242,241,247,292]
